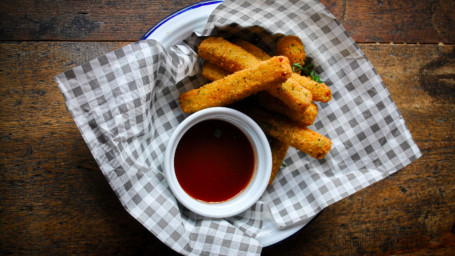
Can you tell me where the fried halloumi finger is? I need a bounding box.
[276,35,306,72]
[256,92,318,126]
[198,37,260,73]
[201,39,270,82]
[179,56,292,114]
[248,108,331,159]
[267,75,313,113]
[201,62,230,81]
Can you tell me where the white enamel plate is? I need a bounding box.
[142,0,307,247]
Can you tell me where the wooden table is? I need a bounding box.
[1,1,454,255]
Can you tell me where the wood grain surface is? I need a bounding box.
[1,0,454,43]
[1,0,454,255]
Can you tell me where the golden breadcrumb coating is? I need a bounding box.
[276,35,306,72]
[247,108,331,159]
[256,92,318,126]
[179,56,292,114]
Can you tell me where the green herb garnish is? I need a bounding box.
[291,62,303,73]
[309,70,323,83]
[294,57,324,84]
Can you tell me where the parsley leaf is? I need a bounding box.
[294,57,323,84]
[291,63,303,73]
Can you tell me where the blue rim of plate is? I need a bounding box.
[141,0,223,40]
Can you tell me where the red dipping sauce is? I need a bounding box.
[174,119,255,203]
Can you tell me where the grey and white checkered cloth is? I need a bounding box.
[55,0,421,255]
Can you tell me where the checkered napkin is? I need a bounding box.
[55,0,421,255]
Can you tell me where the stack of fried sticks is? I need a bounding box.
[179,36,333,184]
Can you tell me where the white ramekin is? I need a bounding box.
[164,107,272,218]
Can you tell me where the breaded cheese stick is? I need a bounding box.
[202,64,313,114]
[268,137,290,185]
[267,75,312,113]
[256,92,318,126]
[198,37,261,73]
[247,108,331,159]
[179,56,292,114]
[290,73,332,103]
[276,35,306,72]
[232,39,271,61]
[201,62,230,81]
